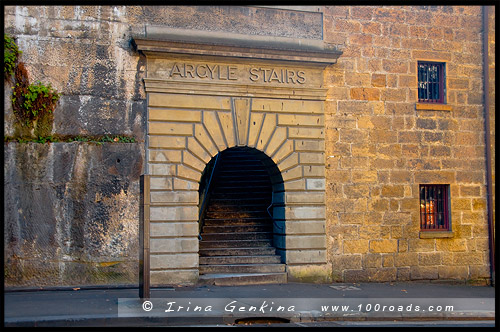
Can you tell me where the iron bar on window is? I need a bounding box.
[418,62,444,104]
[420,184,449,231]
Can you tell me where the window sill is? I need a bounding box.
[419,231,454,239]
[416,103,452,111]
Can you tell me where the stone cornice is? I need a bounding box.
[132,27,342,65]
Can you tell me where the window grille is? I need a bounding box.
[420,184,450,231]
[418,62,445,104]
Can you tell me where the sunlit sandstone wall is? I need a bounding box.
[322,6,492,284]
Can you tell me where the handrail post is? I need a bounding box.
[139,175,150,299]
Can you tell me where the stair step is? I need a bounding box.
[214,177,270,182]
[200,263,285,274]
[202,218,272,226]
[208,199,270,205]
[210,193,272,199]
[207,202,269,207]
[215,173,269,177]
[199,255,282,265]
[213,184,268,188]
[198,273,287,286]
[212,187,271,193]
[209,198,270,205]
[202,225,272,233]
[212,181,271,187]
[212,187,270,192]
[200,232,272,241]
[199,239,273,249]
[211,193,271,198]
[206,205,269,213]
[199,247,278,256]
[213,177,270,183]
[205,212,270,219]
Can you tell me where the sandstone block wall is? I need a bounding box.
[486,6,495,237]
[323,6,493,284]
[144,88,328,284]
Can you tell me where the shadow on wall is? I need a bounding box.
[4,142,144,288]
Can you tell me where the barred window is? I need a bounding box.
[418,62,445,104]
[420,184,450,231]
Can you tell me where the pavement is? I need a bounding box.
[3,282,495,327]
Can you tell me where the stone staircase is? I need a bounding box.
[198,148,287,285]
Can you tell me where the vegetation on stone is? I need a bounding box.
[9,39,60,138]
[4,34,21,79]
[4,134,136,144]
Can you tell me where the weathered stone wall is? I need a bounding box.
[4,142,144,287]
[322,6,492,284]
[4,6,147,138]
[4,6,148,287]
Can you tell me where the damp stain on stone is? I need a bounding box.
[4,142,142,287]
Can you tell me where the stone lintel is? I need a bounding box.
[144,79,328,101]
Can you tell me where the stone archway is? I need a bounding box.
[197,146,287,285]
[134,29,341,286]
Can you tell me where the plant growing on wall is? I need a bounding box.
[6,35,61,138]
[4,34,134,144]
[11,63,61,137]
[4,34,22,80]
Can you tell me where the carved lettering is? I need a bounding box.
[249,67,260,81]
[218,65,227,80]
[185,64,195,78]
[228,66,238,81]
[287,70,296,84]
[269,69,281,83]
[262,68,272,82]
[168,62,307,84]
[206,64,217,79]
[247,67,306,84]
[170,63,183,77]
[296,70,306,84]
[196,64,208,78]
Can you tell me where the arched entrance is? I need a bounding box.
[198,147,286,285]
[134,30,339,287]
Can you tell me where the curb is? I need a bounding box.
[5,311,495,327]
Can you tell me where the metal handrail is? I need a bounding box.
[198,153,220,240]
[268,193,285,234]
